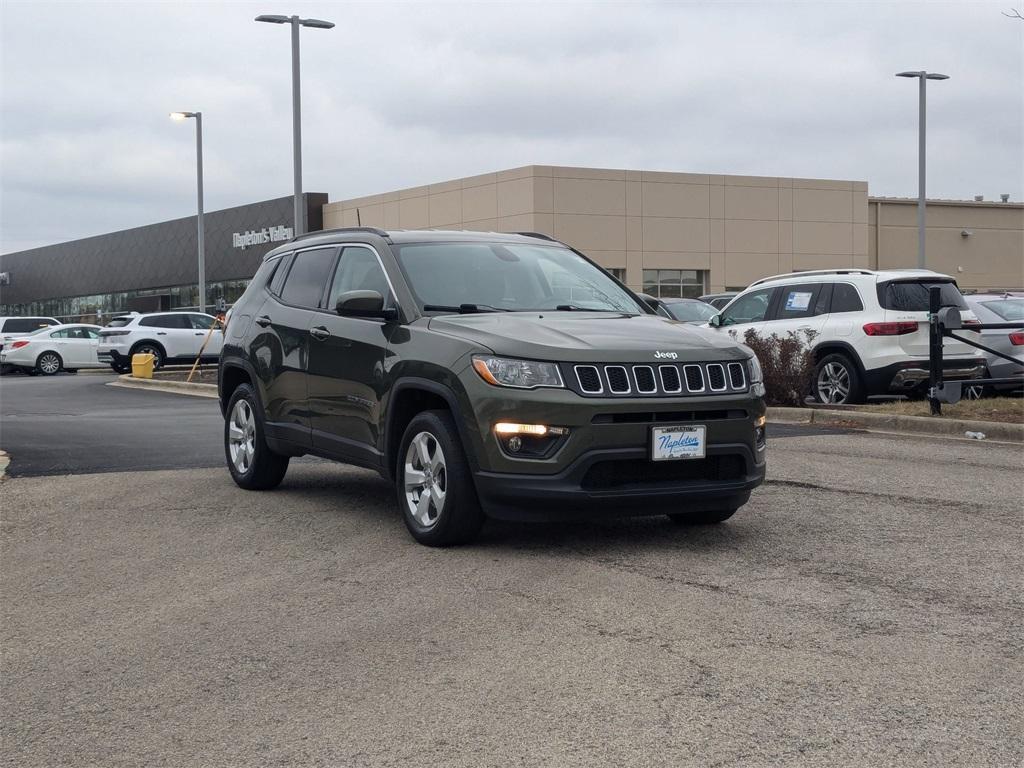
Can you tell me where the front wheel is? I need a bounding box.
[813,353,865,405]
[224,384,289,490]
[667,508,738,525]
[396,410,484,547]
[36,351,63,376]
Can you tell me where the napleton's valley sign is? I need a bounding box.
[232,225,293,249]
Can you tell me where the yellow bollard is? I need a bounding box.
[131,353,155,379]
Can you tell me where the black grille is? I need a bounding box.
[659,365,681,393]
[581,455,746,490]
[633,366,657,393]
[728,362,745,389]
[576,365,602,393]
[606,366,630,393]
[684,365,704,392]
[707,364,726,391]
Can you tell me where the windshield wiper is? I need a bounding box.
[549,305,626,312]
[422,303,509,314]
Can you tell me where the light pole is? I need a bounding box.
[896,70,949,269]
[170,111,206,313]
[255,13,334,236]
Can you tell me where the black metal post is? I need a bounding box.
[928,286,942,415]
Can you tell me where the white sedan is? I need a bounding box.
[0,324,105,376]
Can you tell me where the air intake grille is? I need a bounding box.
[567,361,749,398]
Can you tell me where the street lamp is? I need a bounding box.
[896,70,949,269]
[255,13,335,236]
[170,111,206,313]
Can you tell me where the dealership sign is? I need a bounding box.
[232,224,293,249]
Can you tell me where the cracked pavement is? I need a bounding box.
[1,426,1022,766]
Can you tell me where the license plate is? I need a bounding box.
[651,425,706,461]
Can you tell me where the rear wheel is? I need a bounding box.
[396,410,484,547]
[36,351,62,376]
[224,384,289,490]
[667,508,738,525]
[111,360,130,374]
[131,343,164,370]
[813,353,865,405]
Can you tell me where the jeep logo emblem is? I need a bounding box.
[654,351,678,360]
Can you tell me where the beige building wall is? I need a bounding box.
[325,165,1008,294]
[869,198,1024,290]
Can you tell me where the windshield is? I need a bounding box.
[980,299,1024,321]
[664,301,719,323]
[878,280,966,311]
[393,242,645,314]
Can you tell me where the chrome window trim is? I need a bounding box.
[632,365,658,394]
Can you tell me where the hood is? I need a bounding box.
[428,311,749,363]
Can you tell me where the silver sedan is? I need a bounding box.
[963,293,1024,394]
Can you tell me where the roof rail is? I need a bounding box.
[512,231,560,243]
[290,226,390,243]
[748,268,876,287]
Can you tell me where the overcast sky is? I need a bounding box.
[1,0,1021,253]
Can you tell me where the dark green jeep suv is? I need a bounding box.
[218,229,766,546]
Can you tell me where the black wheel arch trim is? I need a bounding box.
[130,339,167,361]
[218,357,262,416]
[811,341,866,378]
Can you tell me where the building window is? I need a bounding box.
[642,269,706,299]
[606,267,627,283]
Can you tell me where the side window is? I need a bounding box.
[138,316,163,328]
[83,328,100,339]
[326,247,391,310]
[721,288,775,326]
[50,329,70,339]
[775,284,820,320]
[189,315,215,330]
[267,253,293,296]
[831,283,864,313]
[279,247,338,308]
[3,318,53,333]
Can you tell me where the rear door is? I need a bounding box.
[878,279,976,358]
[307,245,394,466]
[60,327,93,366]
[767,283,830,342]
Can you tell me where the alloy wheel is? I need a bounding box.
[38,353,60,375]
[228,399,256,474]
[817,362,850,404]
[403,431,447,528]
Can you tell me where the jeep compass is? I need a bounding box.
[219,229,766,546]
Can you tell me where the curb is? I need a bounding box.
[769,406,1024,443]
[109,374,219,399]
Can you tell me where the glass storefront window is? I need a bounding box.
[642,269,707,299]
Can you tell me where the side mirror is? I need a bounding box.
[336,290,397,320]
[709,313,723,328]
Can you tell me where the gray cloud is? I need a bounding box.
[2,0,1021,252]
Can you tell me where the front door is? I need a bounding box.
[307,245,394,468]
[716,286,778,338]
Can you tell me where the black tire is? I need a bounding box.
[813,353,866,405]
[35,351,63,376]
[667,508,738,525]
[224,383,289,491]
[111,361,130,374]
[131,342,164,370]
[395,409,484,547]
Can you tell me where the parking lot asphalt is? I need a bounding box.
[1,376,1022,766]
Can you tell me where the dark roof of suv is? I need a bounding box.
[263,228,564,259]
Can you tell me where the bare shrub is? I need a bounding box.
[731,328,818,406]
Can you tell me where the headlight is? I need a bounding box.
[747,354,763,383]
[472,355,564,389]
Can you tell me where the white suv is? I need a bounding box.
[97,311,223,373]
[708,269,986,404]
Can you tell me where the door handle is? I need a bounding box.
[309,326,331,341]
[255,315,272,328]
[157,332,167,336]
[195,332,204,336]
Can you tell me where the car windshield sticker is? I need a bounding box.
[785,291,813,311]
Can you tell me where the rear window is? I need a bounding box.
[279,247,337,308]
[2,318,56,333]
[980,299,1024,322]
[830,283,864,313]
[878,280,966,311]
[106,316,134,327]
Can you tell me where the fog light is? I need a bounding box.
[754,415,766,428]
[507,435,523,452]
[493,422,569,458]
[494,422,568,436]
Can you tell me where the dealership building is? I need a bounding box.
[1,165,1021,320]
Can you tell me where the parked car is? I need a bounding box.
[219,229,767,546]
[699,292,739,310]
[0,316,61,373]
[0,323,104,375]
[962,293,1024,394]
[97,311,223,372]
[706,268,986,404]
[660,298,721,324]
